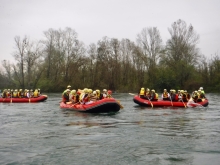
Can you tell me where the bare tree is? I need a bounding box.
[137,27,163,68]
[13,36,29,88]
[162,19,201,88]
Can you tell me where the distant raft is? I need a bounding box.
[60,98,121,113]
[0,95,48,103]
[133,95,208,107]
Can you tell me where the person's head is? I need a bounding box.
[199,87,203,90]
[66,89,71,93]
[151,89,155,93]
[107,90,112,95]
[92,91,97,96]
[83,88,88,94]
[88,89,93,94]
[96,89,100,94]
[103,89,107,93]
[164,89,167,92]
[71,90,76,95]
[67,85,71,89]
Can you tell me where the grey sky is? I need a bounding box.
[0,0,220,64]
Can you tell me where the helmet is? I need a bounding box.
[103,89,107,92]
[107,90,112,95]
[199,87,203,90]
[20,89,22,91]
[77,89,81,95]
[67,85,71,89]
[66,89,71,92]
[83,88,88,93]
[164,89,167,91]
[141,87,145,90]
[71,90,76,94]
[96,89,100,94]
[146,88,150,91]
[88,89,93,94]
[151,89,155,93]
[93,91,96,95]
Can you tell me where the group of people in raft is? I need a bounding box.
[139,87,206,103]
[0,88,41,98]
[62,85,113,104]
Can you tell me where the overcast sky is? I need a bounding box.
[0,0,220,64]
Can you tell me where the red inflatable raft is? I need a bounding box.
[133,95,208,107]
[60,98,121,113]
[0,95,48,103]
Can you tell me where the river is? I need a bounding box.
[0,93,220,165]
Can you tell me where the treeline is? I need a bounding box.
[1,19,220,93]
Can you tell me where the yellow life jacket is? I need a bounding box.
[33,91,39,97]
[163,92,168,98]
[139,88,145,95]
[13,92,18,97]
[155,93,159,99]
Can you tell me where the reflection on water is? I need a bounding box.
[0,93,220,165]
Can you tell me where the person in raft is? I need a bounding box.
[161,89,170,101]
[170,89,178,101]
[139,87,146,99]
[149,89,158,101]
[106,90,112,98]
[62,89,71,103]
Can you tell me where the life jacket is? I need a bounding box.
[162,92,169,98]
[62,92,69,103]
[24,92,28,98]
[155,93,159,100]
[7,92,10,98]
[139,88,145,96]
[151,93,158,100]
[145,92,151,99]
[174,94,179,101]
[13,92,18,98]
[33,91,39,97]
[2,92,7,98]
[81,93,89,104]
[17,92,21,98]
[182,93,187,102]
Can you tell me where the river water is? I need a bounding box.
[0,93,220,165]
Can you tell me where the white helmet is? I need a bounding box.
[199,87,203,90]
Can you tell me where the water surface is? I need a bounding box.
[0,93,219,165]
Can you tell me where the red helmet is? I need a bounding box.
[107,90,112,95]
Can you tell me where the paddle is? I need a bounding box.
[169,96,173,106]
[181,99,186,108]
[128,93,136,95]
[146,95,153,108]
[116,100,124,109]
